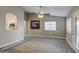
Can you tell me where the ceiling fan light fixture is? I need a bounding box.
[38,6,44,18]
[38,13,44,18]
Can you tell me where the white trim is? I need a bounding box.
[66,37,79,53]
[25,35,66,39]
[0,39,23,48]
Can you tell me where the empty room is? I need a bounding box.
[0,6,79,53]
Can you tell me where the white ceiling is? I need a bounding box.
[22,6,73,17]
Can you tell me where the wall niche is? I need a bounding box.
[5,13,17,31]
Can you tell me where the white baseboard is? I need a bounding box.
[0,39,23,49]
[25,35,66,39]
[66,37,79,53]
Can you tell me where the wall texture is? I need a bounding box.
[25,13,66,38]
[0,6,24,47]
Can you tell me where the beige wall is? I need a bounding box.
[24,13,28,35]
[25,13,66,37]
[0,6,24,47]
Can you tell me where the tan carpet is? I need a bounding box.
[1,37,75,53]
[14,41,46,52]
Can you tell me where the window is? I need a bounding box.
[66,17,71,33]
[44,21,56,31]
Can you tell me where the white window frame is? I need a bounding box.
[44,21,56,31]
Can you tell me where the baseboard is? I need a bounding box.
[66,37,78,53]
[25,35,66,39]
[0,39,24,51]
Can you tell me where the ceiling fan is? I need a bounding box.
[37,6,44,18]
[37,6,52,18]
